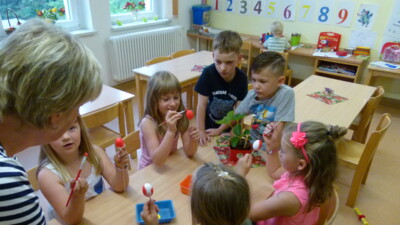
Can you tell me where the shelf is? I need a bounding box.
[314,69,356,80]
[313,57,363,83]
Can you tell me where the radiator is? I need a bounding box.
[108,26,184,81]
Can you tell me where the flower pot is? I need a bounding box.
[229,148,252,164]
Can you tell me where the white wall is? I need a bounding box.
[76,0,198,86]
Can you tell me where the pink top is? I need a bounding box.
[257,172,320,225]
[138,117,179,170]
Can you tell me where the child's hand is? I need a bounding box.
[140,199,160,225]
[114,148,130,169]
[165,110,182,133]
[198,130,211,147]
[70,178,88,196]
[205,128,221,137]
[188,126,201,140]
[236,153,252,177]
[263,122,276,137]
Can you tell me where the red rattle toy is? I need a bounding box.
[142,183,154,200]
[158,109,194,127]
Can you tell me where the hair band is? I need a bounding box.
[290,123,310,163]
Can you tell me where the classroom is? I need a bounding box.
[0,0,399,224]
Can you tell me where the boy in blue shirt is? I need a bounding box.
[195,30,248,146]
[235,51,295,152]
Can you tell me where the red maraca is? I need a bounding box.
[142,183,154,200]
[252,140,263,150]
[185,109,194,120]
[115,137,125,150]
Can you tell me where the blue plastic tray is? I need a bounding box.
[136,200,176,224]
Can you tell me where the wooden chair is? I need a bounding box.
[82,102,126,149]
[350,86,384,144]
[337,113,391,207]
[238,41,253,77]
[27,167,39,191]
[259,49,293,86]
[122,130,141,161]
[170,49,195,59]
[316,186,339,225]
[145,56,171,66]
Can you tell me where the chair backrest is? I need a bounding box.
[316,186,339,225]
[122,130,141,159]
[359,113,391,168]
[145,56,171,66]
[170,49,195,59]
[27,167,39,191]
[239,41,253,77]
[82,102,126,148]
[352,86,384,142]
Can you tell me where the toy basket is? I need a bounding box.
[4,8,21,34]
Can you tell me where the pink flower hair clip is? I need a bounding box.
[290,123,310,163]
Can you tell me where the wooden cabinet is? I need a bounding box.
[313,57,365,83]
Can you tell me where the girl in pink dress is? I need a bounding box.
[237,121,347,225]
[138,71,200,169]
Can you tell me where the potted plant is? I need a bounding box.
[216,110,251,163]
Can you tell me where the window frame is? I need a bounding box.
[110,0,161,25]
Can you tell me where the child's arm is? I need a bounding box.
[95,145,129,192]
[263,122,286,179]
[285,39,291,50]
[196,93,211,146]
[141,111,182,166]
[249,191,301,221]
[181,126,199,157]
[38,168,88,224]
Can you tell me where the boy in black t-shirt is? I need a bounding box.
[195,30,248,146]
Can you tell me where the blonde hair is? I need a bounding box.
[270,21,284,35]
[212,30,242,54]
[38,116,103,183]
[191,163,250,225]
[142,71,188,135]
[283,121,347,211]
[0,19,102,128]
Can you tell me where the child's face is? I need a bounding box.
[158,91,181,117]
[279,134,302,172]
[213,50,241,82]
[49,121,81,156]
[251,68,284,100]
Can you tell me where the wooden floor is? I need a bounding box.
[116,81,400,224]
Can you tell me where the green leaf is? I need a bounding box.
[216,117,230,125]
[231,136,240,147]
[243,129,250,136]
[233,124,242,136]
[226,110,235,120]
[233,113,245,121]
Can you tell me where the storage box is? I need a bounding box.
[136,200,176,224]
[180,175,192,195]
[192,5,211,25]
[317,32,341,51]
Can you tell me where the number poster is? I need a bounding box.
[207,0,375,30]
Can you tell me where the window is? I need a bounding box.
[1,0,81,31]
[110,0,160,25]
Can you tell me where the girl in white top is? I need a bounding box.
[37,116,130,224]
[139,71,200,169]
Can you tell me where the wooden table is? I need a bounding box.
[49,143,273,225]
[80,85,135,133]
[364,63,400,86]
[133,51,213,119]
[294,75,376,128]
